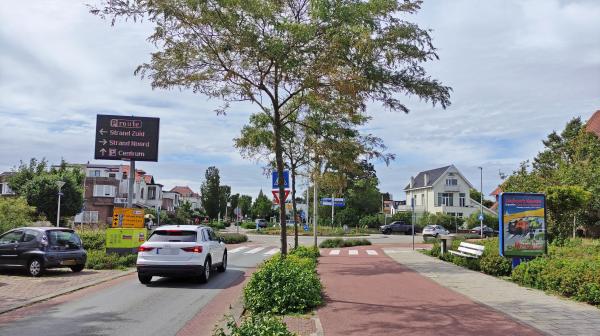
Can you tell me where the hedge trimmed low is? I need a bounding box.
[319,238,371,248]
[214,314,294,336]
[244,254,322,314]
[217,233,248,244]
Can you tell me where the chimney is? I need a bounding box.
[424,173,429,186]
[410,176,415,188]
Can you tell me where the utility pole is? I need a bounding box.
[479,166,484,238]
[127,160,135,208]
[56,181,66,227]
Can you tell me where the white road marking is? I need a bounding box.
[383,249,411,253]
[366,250,378,255]
[244,247,267,254]
[349,250,358,255]
[228,246,249,253]
[329,250,340,255]
[264,248,279,256]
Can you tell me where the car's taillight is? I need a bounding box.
[138,246,155,252]
[181,246,203,253]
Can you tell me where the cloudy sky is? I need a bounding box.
[0,0,599,201]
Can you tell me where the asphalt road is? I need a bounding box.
[0,246,272,336]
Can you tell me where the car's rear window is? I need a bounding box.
[47,230,81,248]
[424,225,434,229]
[149,230,197,242]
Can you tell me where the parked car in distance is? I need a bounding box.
[380,221,412,235]
[470,225,497,237]
[255,219,268,228]
[422,225,450,238]
[285,220,296,227]
[0,227,87,277]
[136,225,227,285]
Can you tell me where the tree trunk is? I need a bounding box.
[273,107,287,256]
[291,164,298,249]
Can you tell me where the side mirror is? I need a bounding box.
[219,237,224,243]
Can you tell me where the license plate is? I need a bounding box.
[156,248,178,255]
[61,259,76,266]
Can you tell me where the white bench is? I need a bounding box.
[448,242,485,258]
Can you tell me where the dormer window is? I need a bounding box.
[446,178,458,186]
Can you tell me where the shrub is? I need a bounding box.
[214,314,294,336]
[86,250,137,270]
[218,233,248,244]
[318,238,371,248]
[244,255,322,314]
[241,221,257,229]
[209,221,226,231]
[480,254,512,276]
[290,245,320,260]
[358,215,381,228]
[78,230,106,251]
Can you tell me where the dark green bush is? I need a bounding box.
[218,233,248,244]
[208,221,226,231]
[480,254,512,276]
[241,221,257,229]
[86,250,137,270]
[214,314,294,336]
[318,238,371,248]
[78,230,106,251]
[244,255,322,314]
[358,215,381,228]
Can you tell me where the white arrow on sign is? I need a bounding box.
[98,139,107,146]
[99,148,107,156]
[99,129,107,135]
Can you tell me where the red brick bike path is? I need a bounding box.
[317,246,543,336]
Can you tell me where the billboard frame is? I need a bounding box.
[499,192,548,258]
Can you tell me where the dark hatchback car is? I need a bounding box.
[380,221,413,235]
[0,227,87,277]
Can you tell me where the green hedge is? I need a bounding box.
[218,233,248,244]
[290,245,320,259]
[512,240,600,306]
[214,314,294,336]
[244,254,322,314]
[319,238,371,248]
[241,221,257,229]
[86,250,137,270]
[77,230,106,251]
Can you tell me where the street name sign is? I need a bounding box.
[112,208,145,228]
[320,198,345,207]
[95,114,160,162]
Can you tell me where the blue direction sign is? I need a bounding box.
[303,224,309,231]
[271,170,290,190]
[320,198,345,207]
[478,214,484,221]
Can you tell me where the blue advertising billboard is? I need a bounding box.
[499,193,547,257]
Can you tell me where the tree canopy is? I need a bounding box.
[200,166,221,219]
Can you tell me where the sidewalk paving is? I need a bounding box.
[0,268,134,314]
[385,248,600,336]
[317,246,541,336]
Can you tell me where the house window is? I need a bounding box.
[437,193,453,206]
[446,178,458,186]
[0,184,3,194]
[109,173,116,178]
[459,193,466,207]
[148,187,156,200]
[421,194,424,207]
[88,169,102,177]
[82,211,99,223]
[140,189,144,199]
[93,185,115,197]
[457,212,463,218]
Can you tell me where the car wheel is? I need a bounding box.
[199,258,211,283]
[434,233,439,238]
[70,264,85,273]
[138,273,152,284]
[384,229,391,235]
[217,252,227,272]
[27,258,44,277]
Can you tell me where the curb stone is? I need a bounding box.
[310,315,324,336]
[0,268,136,315]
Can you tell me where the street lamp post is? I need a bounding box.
[478,167,483,238]
[56,181,66,227]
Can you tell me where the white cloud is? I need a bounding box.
[0,0,599,200]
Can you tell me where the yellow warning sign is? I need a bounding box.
[112,208,145,228]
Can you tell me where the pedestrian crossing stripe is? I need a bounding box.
[264,248,279,256]
[366,250,378,255]
[329,250,340,255]
[349,250,358,255]
[244,247,267,254]
[228,246,248,253]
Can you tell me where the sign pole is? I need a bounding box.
[331,193,335,226]
[313,174,318,248]
[128,160,135,208]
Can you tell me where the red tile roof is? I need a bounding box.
[170,186,199,197]
[586,110,600,137]
[490,186,503,196]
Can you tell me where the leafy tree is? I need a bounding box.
[219,185,232,219]
[9,159,84,225]
[252,190,273,220]
[346,178,381,216]
[391,212,413,224]
[200,166,221,219]
[91,0,451,255]
[145,207,169,225]
[175,201,193,224]
[239,195,253,219]
[0,197,36,234]
[546,185,591,239]
[464,212,498,230]
[229,193,240,220]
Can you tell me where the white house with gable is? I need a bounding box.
[403,165,495,219]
